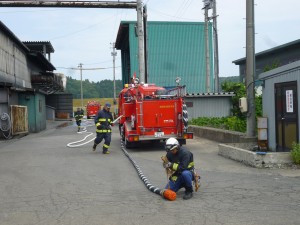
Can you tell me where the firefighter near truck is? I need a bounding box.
[118,78,193,148]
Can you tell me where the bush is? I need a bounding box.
[291,142,300,164]
[190,116,246,132]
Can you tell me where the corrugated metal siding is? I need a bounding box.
[0,32,31,89]
[185,96,233,119]
[126,21,214,93]
[259,61,300,151]
[46,94,73,117]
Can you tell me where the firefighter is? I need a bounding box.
[93,103,114,154]
[163,137,195,200]
[74,107,84,132]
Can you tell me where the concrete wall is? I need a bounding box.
[188,125,256,143]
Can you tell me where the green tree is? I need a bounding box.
[65,76,123,99]
[221,81,246,119]
[263,59,280,72]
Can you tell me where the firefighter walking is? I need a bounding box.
[74,107,84,132]
[162,138,195,200]
[93,103,113,154]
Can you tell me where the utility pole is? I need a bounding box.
[143,4,148,83]
[212,0,219,92]
[136,0,145,83]
[246,0,256,137]
[203,1,211,93]
[111,42,117,105]
[78,63,83,109]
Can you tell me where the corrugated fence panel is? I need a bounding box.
[185,96,233,119]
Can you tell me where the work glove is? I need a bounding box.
[110,123,114,127]
[163,162,172,169]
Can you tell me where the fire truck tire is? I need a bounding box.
[120,125,125,141]
[182,103,188,130]
[125,138,134,149]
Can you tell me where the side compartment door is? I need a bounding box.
[143,100,177,128]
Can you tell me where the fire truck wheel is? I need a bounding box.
[125,138,133,149]
[120,125,125,141]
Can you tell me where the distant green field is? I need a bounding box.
[73,98,119,115]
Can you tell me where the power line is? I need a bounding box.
[56,66,121,70]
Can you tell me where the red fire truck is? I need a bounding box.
[118,81,193,148]
[86,101,101,119]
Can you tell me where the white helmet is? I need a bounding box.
[165,138,179,151]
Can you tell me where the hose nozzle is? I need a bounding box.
[161,189,176,201]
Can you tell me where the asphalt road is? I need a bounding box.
[0,120,300,225]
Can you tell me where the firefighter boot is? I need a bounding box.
[183,187,193,200]
[102,145,110,154]
[92,143,97,151]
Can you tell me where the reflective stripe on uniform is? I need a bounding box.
[103,144,110,148]
[172,163,179,171]
[96,129,112,133]
[171,176,178,181]
[188,162,194,169]
[172,162,194,171]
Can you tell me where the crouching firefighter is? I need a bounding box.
[162,137,195,200]
[92,103,114,154]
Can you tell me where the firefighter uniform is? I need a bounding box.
[74,108,84,132]
[93,103,113,154]
[164,138,195,200]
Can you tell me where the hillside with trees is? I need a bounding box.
[65,76,123,99]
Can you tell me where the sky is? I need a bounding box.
[0,0,300,83]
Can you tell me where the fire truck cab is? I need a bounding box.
[86,101,101,119]
[118,81,193,148]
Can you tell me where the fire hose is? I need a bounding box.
[67,116,123,148]
[120,140,176,201]
[67,120,95,148]
[182,103,188,131]
[0,112,12,139]
[66,116,176,200]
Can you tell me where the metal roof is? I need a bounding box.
[233,39,300,65]
[186,92,235,97]
[27,52,56,71]
[259,59,300,80]
[23,41,55,53]
[0,21,29,52]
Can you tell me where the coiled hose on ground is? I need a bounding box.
[0,112,12,139]
[66,118,176,200]
[120,140,176,201]
[67,120,95,148]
